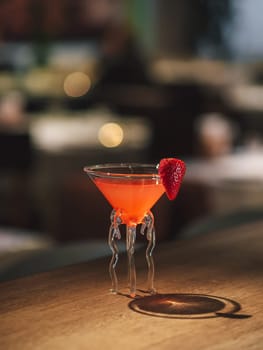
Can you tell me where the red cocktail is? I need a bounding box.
[84,160,186,297]
[84,163,164,297]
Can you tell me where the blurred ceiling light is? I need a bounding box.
[98,122,124,148]
[63,72,91,97]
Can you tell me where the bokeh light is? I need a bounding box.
[98,122,124,148]
[63,72,91,97]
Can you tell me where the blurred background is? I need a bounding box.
[1,0,263,279]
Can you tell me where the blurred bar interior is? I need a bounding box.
[1,0,263,279]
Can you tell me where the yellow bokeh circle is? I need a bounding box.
[63,72,91,97]
[98,123,124,148]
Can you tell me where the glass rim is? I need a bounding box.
[83,163,160,179]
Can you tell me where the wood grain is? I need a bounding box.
[0,220,263,350]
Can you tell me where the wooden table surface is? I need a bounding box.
[1,220,263,350]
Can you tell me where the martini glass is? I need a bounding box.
[84,163,165,297]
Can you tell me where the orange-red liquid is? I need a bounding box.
[93,177,165,226]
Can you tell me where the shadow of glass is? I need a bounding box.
[129,293,252,319]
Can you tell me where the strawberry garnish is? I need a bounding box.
[158,158,186,200]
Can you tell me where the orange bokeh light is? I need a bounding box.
[63,72,91,97]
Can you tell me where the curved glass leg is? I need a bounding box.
[126,225,137,297]
[141,211,157,294]
[108,209,121,294]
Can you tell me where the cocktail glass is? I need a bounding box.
[84,163,165,297]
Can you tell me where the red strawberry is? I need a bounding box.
[158,158,186,200]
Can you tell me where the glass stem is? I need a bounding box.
[108,210,121,294]
[126,225,137,297]
[144,211,157,294]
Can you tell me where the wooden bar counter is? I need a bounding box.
[1,220,263,349]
